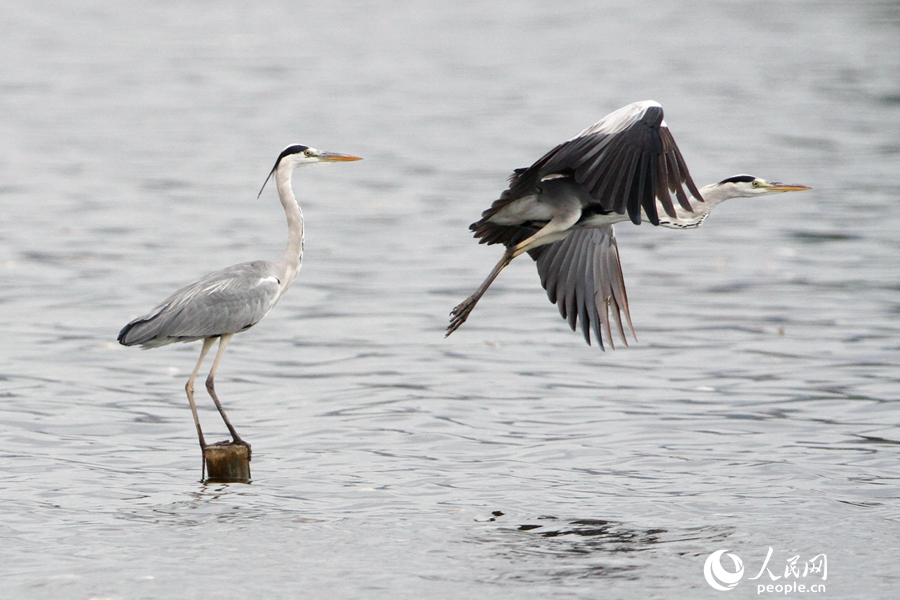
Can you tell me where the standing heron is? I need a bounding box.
[446,100,810,347]
[118,144,361,450]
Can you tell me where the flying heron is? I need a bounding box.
[118,145,361,449]
[446,100,810,347]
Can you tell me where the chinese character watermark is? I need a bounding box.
[704,547,827,593]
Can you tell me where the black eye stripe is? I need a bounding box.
[277,145,310,163]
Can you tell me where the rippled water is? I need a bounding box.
[2,1,899,598]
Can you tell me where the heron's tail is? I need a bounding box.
[117,309,169,348]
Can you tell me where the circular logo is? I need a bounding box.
[704,549,744,591]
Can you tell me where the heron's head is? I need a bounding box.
[713,175,811,198]
[258,144,362,197]
[276,144,363,168]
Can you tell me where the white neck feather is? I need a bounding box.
[275,164,304,288]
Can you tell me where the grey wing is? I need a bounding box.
[530,227,634,349]
[502,100,701,227]
[118,261,282,348]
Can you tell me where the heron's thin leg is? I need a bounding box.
[448,211,582,336]
[205,333,243,444]
[447,248,514,336]
[186,338,216,449]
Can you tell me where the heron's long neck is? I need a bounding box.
[657,183,730,229]
[275,166,304,287]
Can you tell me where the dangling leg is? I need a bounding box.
[205,333,243,444]
[447,248,514,336]
[447,213,580,336]
[186,338,215,450]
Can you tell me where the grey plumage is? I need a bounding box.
[118,261,281,348]
[118,145,361,451]
[530,227,631,347]
[472,101,700,248]
[447,100,810,347]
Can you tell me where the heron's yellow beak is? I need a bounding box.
[318,151,363,162]
[766,182,811,193]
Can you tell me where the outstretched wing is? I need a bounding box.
[473,100,702,245]
[528,226,634,349]
[118,261,283,348]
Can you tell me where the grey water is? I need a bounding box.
[1,1,899,598]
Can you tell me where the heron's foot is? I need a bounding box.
[212,438,252,460]
[447,296,477,337]
[235,438,251,460]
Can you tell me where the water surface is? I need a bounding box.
[1,1,899,598]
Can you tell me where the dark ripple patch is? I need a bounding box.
[140,178,193,192]
[477,512,734,583]
[790,230,864,243]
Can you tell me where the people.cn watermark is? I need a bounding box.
[704,547,826,594]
